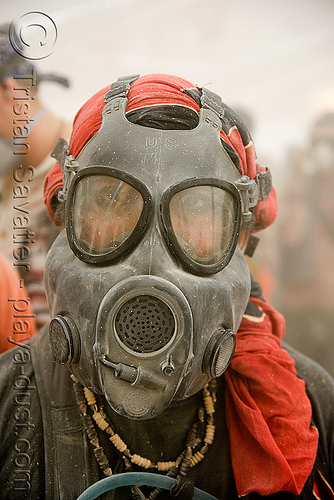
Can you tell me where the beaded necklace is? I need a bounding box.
[71,374,217,500]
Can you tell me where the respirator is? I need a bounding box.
[45,76,267,419]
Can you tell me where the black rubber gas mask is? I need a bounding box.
[46,77,265,419]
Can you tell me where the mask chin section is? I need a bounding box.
[49,315,81,366]
[202,327,236,378]
[95,276,193,420]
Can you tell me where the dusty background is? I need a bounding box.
[2,0,334,180]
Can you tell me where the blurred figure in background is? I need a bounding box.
[0,22,71,332]
[275,112,334,377]
[0,251,36,353]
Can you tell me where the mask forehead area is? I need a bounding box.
[74,106,241,192]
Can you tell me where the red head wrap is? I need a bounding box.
[43,73,278,230]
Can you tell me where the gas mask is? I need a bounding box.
[45,77,269,420]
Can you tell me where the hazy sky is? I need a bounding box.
[3,0,334,181]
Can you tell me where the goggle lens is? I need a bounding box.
[71,174,144,256]
[169,185,237,265]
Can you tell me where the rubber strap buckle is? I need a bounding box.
[104,74,140,103]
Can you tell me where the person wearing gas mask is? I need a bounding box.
[0,74,333,499]
[0,23,71,336]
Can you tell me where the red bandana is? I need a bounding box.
[224,297,319,496]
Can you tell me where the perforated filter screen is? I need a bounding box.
[49,318,69,364]
[215,335,235,376]
[115,295,175,353]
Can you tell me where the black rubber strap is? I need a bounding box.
[104,74,140,102]
[200,87,225,121]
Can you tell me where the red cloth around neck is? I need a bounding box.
[224,297,319,496]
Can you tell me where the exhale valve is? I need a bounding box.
[99,355,167,391]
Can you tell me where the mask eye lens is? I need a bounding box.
[169,185,238,266]
[71,174,144,256]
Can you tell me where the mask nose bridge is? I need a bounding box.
[126,202,177,276]
[125,144,178,274]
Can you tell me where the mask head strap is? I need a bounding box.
[200,87,225,123]
[104,74,140,103]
